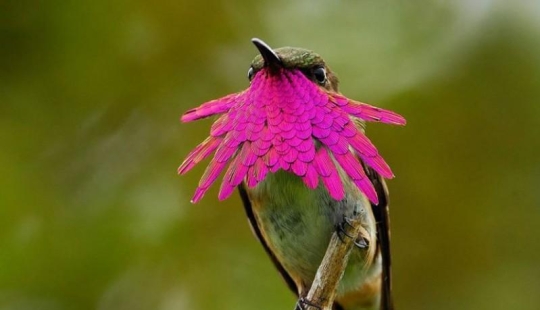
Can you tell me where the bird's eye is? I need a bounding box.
[313,66,327,85]
[247,67,255,80]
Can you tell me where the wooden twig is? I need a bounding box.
[302,215,362,310]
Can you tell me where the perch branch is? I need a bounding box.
[302,215,362,310]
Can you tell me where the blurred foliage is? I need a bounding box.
[1,0,540,309]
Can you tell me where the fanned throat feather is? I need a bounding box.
[179,68,406,204]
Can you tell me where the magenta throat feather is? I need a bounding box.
[179,42,406,205]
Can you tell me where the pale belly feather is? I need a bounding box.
[247,170,380,298]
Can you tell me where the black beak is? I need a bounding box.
[252,38,282,69]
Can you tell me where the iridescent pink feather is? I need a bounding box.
[179,69,406,204]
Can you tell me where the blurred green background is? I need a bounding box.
[2,1,540,309]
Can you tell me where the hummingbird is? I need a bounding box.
[179,38,406,310]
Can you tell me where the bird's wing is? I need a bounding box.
[237,184,299,294]
[364,165,394,310]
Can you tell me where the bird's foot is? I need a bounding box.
[294,297,321,310]
[336,216,368,249]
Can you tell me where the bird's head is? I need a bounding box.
[248,38,339,92]
[179,38,406,204]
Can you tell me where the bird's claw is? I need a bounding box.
[354,237,368,248]
[294,297,321,310]
[336,216,369,249]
